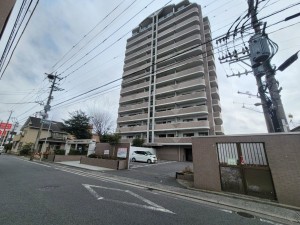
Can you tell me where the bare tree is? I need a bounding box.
[89,110,114,138]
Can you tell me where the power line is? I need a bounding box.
[51,0,129,72]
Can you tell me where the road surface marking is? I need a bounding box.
[260,218,283,225]
[219,209,233,213]
[82,184,175,214]
[14,157,51,167]
[130,161,175,169]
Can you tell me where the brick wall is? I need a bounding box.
[192,133,300,207]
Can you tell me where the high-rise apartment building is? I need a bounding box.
[117,0,224,161]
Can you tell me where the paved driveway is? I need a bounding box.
[103,160,193,188]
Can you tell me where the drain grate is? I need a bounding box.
[236,211,255,218]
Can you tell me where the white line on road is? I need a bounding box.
[14,157,51,167]
[219,209,233,213]
[130,161,175,169]
[82,184,175,214]
[260,218,283,225]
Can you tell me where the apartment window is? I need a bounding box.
[198,132,208,136]
[127,136,134,139]
[183,133,194,137]
[167,134,175,137]
[197,118,207,121]
[158,134,166,138]
[183,119,193,122]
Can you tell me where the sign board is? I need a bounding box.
[0,123,12,130]
[0,130,8,137]
[227,158,237,165]
[104,150,109,155]
[117,148,127,158]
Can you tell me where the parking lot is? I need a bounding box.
[104,160,193,188]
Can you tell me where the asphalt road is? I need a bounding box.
[0,155,281,225]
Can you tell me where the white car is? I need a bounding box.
[0,146,4,154]
[131,151,157,164]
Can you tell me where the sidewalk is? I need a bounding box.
[54,160,300,224]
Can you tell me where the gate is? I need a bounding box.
[217,142,276,200]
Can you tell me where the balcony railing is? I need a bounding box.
[119,91,149,103]
[154,137,192,144]
[156,91,206,106]
[121,81,149,94]
[210,75,218,88]
[213,112,223,125]
[118,102,148,113]
[156,66,204,84]
[215,125,224,135]
[123,62,151,77]
[154,120,209,131]
[212,99,221,112]
[158,7,199,32]
[155,105,208,118]
[117,125,148,133]
[156,78,205,95]
[117,113,148,123]
[211,87,220,100]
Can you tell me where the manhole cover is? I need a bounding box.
[236,211,255,218]
[38,185,60,191]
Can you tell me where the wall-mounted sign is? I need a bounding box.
[0,123,12,130]
[104,150,109,155]
[117,148,127,158]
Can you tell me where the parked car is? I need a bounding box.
[131,151,157,164]
[0,146,4,154]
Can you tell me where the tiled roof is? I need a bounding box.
[23,117,67,133]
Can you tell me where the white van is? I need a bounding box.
[131,151,157,164]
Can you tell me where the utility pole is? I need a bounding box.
[0,110,13,147]
[248,0,289,132]
[32,73,62,153]
[216,0,292,133]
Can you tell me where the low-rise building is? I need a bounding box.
[11,117,69,154]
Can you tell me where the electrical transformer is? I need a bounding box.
[249,34,271,68]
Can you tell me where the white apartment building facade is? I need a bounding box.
[117,0,224,161]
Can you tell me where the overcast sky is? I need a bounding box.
[0,0,299,134]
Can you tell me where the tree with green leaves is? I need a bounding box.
[132,137,144,147]
[63,110,92,139]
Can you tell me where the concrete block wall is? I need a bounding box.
[192,133,300,207]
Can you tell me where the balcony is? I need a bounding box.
[212,99,221,112]
[215,125,224,135]
[126,38,151,56]
[155,105,208,118]
[156,91,206,106]
[158,24,200,48]
[119,91,149,104]
[127,29,152,47]
[158,7,199,32]
[123,62,151,77]
[156,66,204,84]
[154,137,192,144]
[157,55,203,75]
[118,125,148,133]
[158,16,200,40]
[124,54,150,70]
[125,45,151,62]
[156,78,205,95]
[117,113,148,123]
[121,80,149,95]
[208,65,216,76]
[213,112,223,125]
[154,120,210,131]
[211,87,220,100]
[118,102,148,113]
[210,75,218,88]
[157,34,201,56]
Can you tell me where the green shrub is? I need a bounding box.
[88,153,98,158]
[19,143,33,155]
[68,149,87,155]
[54,149,65,155]
[132,137,144,147]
